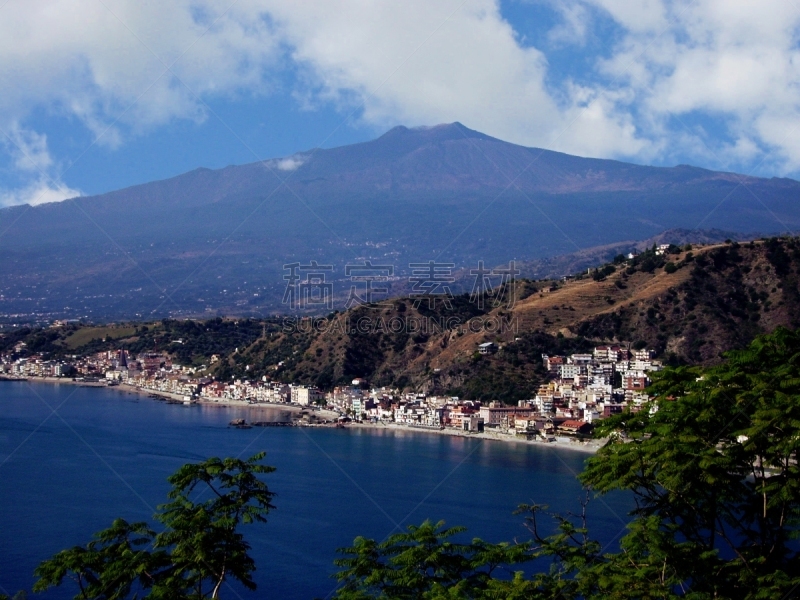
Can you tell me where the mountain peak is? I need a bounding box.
[378,122,494,144]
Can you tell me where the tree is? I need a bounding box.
[33,453,275,600]
[21,328,800,598]
[332,519,536,599]
[331,502,608,600]
[333,328,800,599]
[611,371,622,388]
[581,326,800,598]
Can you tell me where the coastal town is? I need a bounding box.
[0,340,661,442]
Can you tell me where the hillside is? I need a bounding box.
[510,227,754,281]
[0,123,798,321]
[258,237,800,399]
[6,236,800,403]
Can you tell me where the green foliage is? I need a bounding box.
[447,332,594,403]
[20,328,63,354]
[336,329,800,598]
[591,265,616,281]
[33,453,274,600]
[583,326,800,598]
[332,519,536,599]
[33,519,165,600]
[413,292,490,322]
[618,244,669,275]
[332,500,634,600]
[152,318,269,367]
[0,326,41,355]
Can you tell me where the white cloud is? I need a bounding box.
[0,0,283,205]
[0,123,81,207]
[276,156,305,171]
[0,0,647,152]
[558,86,648,158]
[260,0,646,156]
[2,0,800,208]
[4,125,54,172]
[547,2,591,45]
[0,1,282,137]
[584,0,800,173]
[0,178,81,207]
[237,0,800,172]
[589,0,667,33]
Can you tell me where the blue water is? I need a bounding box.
[0,382,632,599]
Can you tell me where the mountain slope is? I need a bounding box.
[14,237,800,404]
[237,237,800,399]
[1,123,799,321]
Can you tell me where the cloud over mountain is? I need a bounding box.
[2,1,800,206]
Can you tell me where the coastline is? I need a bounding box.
[5,376,340,420]
[6,377,602,453]
[339,421,604,454]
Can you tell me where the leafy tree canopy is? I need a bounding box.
[32,453,275,600]
[15,327,800,599]
[332,327,800,599]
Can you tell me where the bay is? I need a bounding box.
[0,382,631,599]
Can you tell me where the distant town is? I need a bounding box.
[1,339,662,441]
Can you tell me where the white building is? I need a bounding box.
[291,385,322,406]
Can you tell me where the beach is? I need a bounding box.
[340,420,605,454]
[7,377,603,453]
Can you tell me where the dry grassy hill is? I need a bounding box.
[8,237,799,404]
[217,237,800,402]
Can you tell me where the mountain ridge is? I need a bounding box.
[13,122,791,212]
[1,123,799,321]
[9,237,800,403]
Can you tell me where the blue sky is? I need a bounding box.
[2,0,800,206]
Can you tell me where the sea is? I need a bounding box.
[0,382,632,599]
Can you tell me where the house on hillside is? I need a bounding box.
[478,342,497,355]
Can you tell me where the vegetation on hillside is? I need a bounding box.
[6,237,800,404]
[578,238,800,362]
[10,328,800,599]
[330,328,800,599]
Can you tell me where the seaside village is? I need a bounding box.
[1,341,662,440]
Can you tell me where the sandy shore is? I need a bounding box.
[336,421,605,454]
[111,383,340,421]
[9,378,601,453]
[190,396,340,421]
